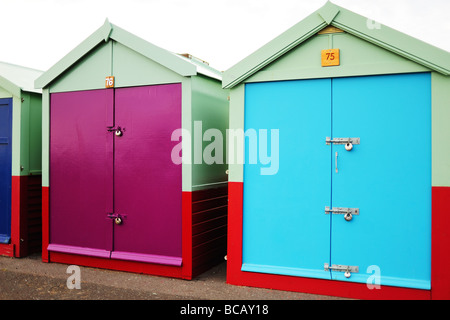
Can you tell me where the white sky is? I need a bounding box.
[0,0,449,73]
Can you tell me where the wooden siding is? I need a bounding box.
[191,185,228,277]
[26,175,42,255]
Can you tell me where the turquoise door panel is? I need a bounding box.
[242,73,431,290]
[330,74,431,289]
[242,79,332,279]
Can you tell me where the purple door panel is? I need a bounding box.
[49,89,114,256]
[112,84,182,262]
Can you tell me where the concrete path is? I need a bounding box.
[0,253,345,300]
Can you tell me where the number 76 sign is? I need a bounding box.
[105,76,115,88]
[321,49,340,67]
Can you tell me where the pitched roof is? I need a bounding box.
[35,19,222,89]
[0,61,43,95]
[222,1,450,89]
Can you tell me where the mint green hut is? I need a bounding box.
[0,62,43,257]
[35,20,229,279]
[223,1,450,300]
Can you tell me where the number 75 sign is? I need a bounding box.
[321,49,340,67]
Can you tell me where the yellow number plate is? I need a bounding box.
[105,76,115,88]
[321,49,340,67]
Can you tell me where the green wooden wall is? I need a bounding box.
[0,86,42,177]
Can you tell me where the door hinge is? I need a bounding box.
[324,263,359,278]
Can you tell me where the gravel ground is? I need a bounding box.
[0,253,346,301]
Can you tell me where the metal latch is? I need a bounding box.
[325,207,359,221]
[326,137,360,145]
[326,137,360,151]
[324,263,359,278]
[107,213,127,225]
[107,126,124,137]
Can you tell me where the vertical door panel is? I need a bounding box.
[242,79,332,279]
[112,84,182,264]
[331,74,431,289]
[49,90,114,257]
[0,98,12,244]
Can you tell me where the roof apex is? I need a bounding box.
[35,20,221,89]
[101,18,113,42]
[222,1,450,89]
[318,1,340,24]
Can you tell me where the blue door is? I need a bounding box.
[242,79,332,280]
[0,98,12,244]
[242,73,431,290]
[330,74,431,289]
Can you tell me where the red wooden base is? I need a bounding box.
[42,185,227,280]
[50,252,186,279]
[42,187,49,262]
[227,182,448,300]
[431,186,450,300]
[0,176,41,258]
[0,244,14,257]
[228,270,430,300]
[0,176,23,258]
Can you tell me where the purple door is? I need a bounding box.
[49,84,182,265]
[111,84,182,265]
[49,90,114,258]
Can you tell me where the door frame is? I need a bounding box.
[46,84,188,274]
[0,98,12,244]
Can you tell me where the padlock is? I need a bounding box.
[345,270,352,278]
[115,217,122,225]
[115,129,123,137]
[345,143,353,151]
[344,213,353,222]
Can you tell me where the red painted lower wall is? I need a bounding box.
[42,187,49,262]
[227,182,442,300]
[0,176,18,257]
[431,186,450,300]
[0,176,42,258]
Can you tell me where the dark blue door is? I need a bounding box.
[0,98,12,244]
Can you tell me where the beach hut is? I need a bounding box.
[35,20,229,279]
[0,62,43,257]
[223,2,450,299]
